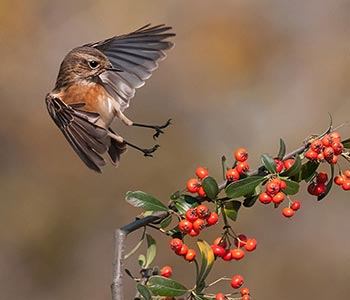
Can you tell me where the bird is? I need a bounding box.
[46,24,175,173]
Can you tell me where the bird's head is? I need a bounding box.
[55,46,112,87]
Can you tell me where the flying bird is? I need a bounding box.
[46,24,175,173]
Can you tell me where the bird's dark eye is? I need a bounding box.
[88,60,99,69]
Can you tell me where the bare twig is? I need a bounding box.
[111,211,169,300]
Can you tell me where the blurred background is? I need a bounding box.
[1,1,350,299]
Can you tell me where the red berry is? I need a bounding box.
[231,248,245,260]
[258,192,272,204]
[274,158,284,173]
[334,175,345,185]
[311,139,323,153]
[245,238,257,252]
[307,182,316,195]
[344,170,350,178]
[186,178,200,193]
[321,134,332,147]
[197,186,207,197]
[316,171,328,184]
[332,141,344,155]
[313,183,326,196]
[160,266,172,278]
[305,149,318,160]
[342,180,350,191]
[213,237,228,249]
[185,208,198,222]
[185,249,196,261]
[327,155,338,164]
[283,158,295,170]
[211,245,226,257]
[330,131,341,141]
[178,244,189,256]
[178,219,193,234]
[193,219,206,232]
[234,234,248,248]
[282,207,294,218]
[215,293,226,300]
[317,153,325,162]
[189,229,200,237]
[242,295,251,300]
[236,161,250,174]
[196,204,210,219]
[222,250,233,261]
[235,148,249,162]
[170,238,183,252]
[280,179,287,190]
[206,212,219,226]
[272,192,285,204]
[323,147,334,160]
[291,200,301,211]
[266,180,280,195]
[226,168,240,181]
[196,167,209,179]
[231,275,244,289]
[240,287,250,296]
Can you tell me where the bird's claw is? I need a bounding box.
[143,145,160,157]
[153,119,172,140]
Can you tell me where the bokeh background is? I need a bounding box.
[1,1,350,299]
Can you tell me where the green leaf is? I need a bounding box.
[126,191,167,211]
[300,161,320,182]
[261,153,276,174]
[283,179,299,195]
[138,254,146,268]
[224,200,241,221]
[175,195,199,214]
[342,138,350,149]
[160,214,172,229]
[137,284,152,300]
[144,234,156,268]
[202,176,219,199]
[277,138,287,159]
[196,240,215,293]
[147,276,188,297]
[170,190,180,200]
[318,164,334,201]
[280,155,302,177]
[243,195,258,207]
[225,176,265,198]
[125,228,146,259]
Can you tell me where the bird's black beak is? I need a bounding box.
[105,67,123,72]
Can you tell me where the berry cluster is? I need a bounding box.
[178,204,219,237]
[186,167,210,197]
[210,234,257,261]
[215,277,251,300]
[334,169,350,191]
[225,148,250,182]
[169,238,197,262]
[307,171,329,196]
[305,132,344,164]
[258,177,300,218]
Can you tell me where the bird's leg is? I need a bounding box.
[114,108,172,140]
[107,132,159,157]
[124,141,160,157]
[132,119,172,140]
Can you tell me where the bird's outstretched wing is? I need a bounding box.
[87,24,175,112]
[45,95,126,172]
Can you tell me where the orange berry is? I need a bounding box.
[234,148,249,162]
[195,167,209,179]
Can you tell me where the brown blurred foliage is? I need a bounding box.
[1,1,350,299]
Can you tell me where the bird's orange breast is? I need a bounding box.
[62,83,115,126]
